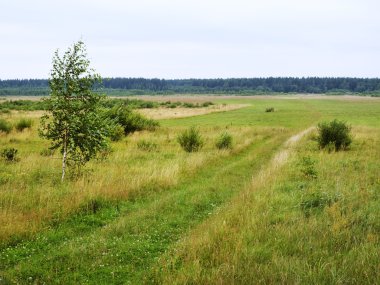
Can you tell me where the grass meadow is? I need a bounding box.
[0,96,379,284]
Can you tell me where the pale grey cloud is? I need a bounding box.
[0,0,379,79]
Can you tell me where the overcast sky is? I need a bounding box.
[1,0,379,79]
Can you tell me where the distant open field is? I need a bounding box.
[128,94,380,102]
[138,104,248,119]
[0,96,379,284]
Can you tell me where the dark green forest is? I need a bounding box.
[1,77,380,96]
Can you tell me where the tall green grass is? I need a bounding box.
[153,127,380,284]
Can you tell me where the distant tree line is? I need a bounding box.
[1,77,380,95]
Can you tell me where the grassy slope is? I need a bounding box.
[1,97,380,284]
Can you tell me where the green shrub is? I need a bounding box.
[317,119,352,151]
[215,132,233,149]
[0,108,10,114]
[137,139,158,151]
[299,156,317,179]
[202,101,214,107]
[168,103,177,108]
[162,101,181,108]
[177,127,204,152]
[108,124,125,141]
[104,106,159,135]
[183,102,197,108]
[1,148,18,162]
[300,192,340,217]
[0,119,12,134]
[15,118,32,131]
[265,107,275,112]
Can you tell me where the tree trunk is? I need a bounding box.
[61,132,67,181]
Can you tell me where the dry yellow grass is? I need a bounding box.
[0,96,44,101]
[0,113,260,244]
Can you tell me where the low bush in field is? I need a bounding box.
[0,100,47,111]
[298,156,318,179]
[0,119,12,134]
[317,119,352,151]
[202,101,214,107]
[177,127,204,152]
[0,108,10,114]
[215,132,233,149]
[137,139,158,152]
[15,118,32,131]
[104,106,159,136]
[108,124,125,141]
[265,107,275,112]
[183,102,201,108]
[1,147,18,162]
[300,191,340,217]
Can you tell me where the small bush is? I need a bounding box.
[0,119,12,134]
[137,139,158,152]
[1,148,18,162]
[104,106,159,136]
[108,124,125,141]
[317,119,352,151]
[139,101,156,108]
[183,102,198,108]
[300,192,340,217]
[177,127,204,152]
[0,108,10,114]
[168,103,178,108]
[265,107,275,112]
[299,156,317,179]
[215,132,233,149]
[15,118,32,132]
[202,101,214,107]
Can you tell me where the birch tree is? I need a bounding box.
[40,41,108,180]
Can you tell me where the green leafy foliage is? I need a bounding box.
[15,118,32,132]
[177,127,204,152]
[0,119,12,134]
[1,147,18,162]
[215,132,233,149]
[39,41,109,180]
[202,101,214,107]
[0,108,11,114]
[103,105,159,135]
[100,98,159,109]
[0,100,48,111]
[299,156,317,179]
[108,124,125,142]
[317,119,352,151]
[265,107,275,112]
[300,191,340,217]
